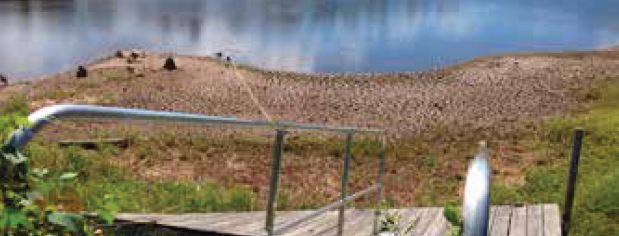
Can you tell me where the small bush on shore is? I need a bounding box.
[1,97,102,235]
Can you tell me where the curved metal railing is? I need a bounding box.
[462,144,492,236]
[4,104,381,151]
[2,104,386,236]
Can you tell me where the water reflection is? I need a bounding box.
[1,0,619,79]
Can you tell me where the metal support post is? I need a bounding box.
[265,129,286,235]
[562,128,584,236]
[337,132,354,236]
[372,136,387,235]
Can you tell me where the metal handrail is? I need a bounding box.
[2,104,387,236]
[4,104,382,151]
[272,185,379,235]
[264,128,387,236]
[462,145,492,236]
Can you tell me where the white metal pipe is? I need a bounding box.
[463,148,492,236]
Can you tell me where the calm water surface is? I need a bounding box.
[1,0,619,80]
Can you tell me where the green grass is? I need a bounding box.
[0,95,29,145]
[25,142,258,213]
[0,96,258,214]
[491,82,619,235]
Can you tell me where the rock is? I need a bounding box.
[125,50,146,63]
[130,49,145,59]
[126,57,140,64]
[115,50,127,58]
[163,57,177,71]
[0,74,8,86]
[76,66,88,78]
[225,56,232,67]
[126,65,137,74]
[433,102,444,111]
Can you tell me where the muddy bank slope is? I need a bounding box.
[3,49,619,137]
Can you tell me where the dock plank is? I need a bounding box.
[488,206,497,233]
[423,208,449,236]
[321,209,371,236]
[413,207,443,236]
[339,209,372,235]
[409,208,435,235]
[508,206,527,236]
[347,210,380,236]
[284,211,339,236]
[117,204,561,236]
[490,205,512,236]
[542,204,561,236]
[527,205,544,236]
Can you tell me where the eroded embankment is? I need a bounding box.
[5,49,619,136]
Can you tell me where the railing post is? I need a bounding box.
[561,128,584,236]
[266,129,286,236]
[372,136,386,235]
[337,132,354,236]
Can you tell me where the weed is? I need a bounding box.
[0,104,103,235]
[443,204,462,236]
[421,154,438,169]
[377,211,417,236]
[0,95,28,116]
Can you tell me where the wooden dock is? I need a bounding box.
[116,204,561,236]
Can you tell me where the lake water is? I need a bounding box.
[1,0,619,80]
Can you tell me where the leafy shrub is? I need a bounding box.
[0,97,112,235]
[1,142,101,235]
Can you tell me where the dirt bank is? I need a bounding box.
[4,48,619,137]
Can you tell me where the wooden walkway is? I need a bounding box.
[116,204,561,236]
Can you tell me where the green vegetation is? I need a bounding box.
[491,82,619,235]
[1,96,102,235]
[3,77,619,235]
[0,95,29,145]
[443,204,462,236]
[0,95,257,234]
[377,211,416,235]
[26,143,258,213]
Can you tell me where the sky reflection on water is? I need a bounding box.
[1,0,619,79]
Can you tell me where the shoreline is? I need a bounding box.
[2,47,619,137]
[3,45,618,83]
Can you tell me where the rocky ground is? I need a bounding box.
[4,48,619,138]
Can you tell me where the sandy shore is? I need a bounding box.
[3,48,619,138]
